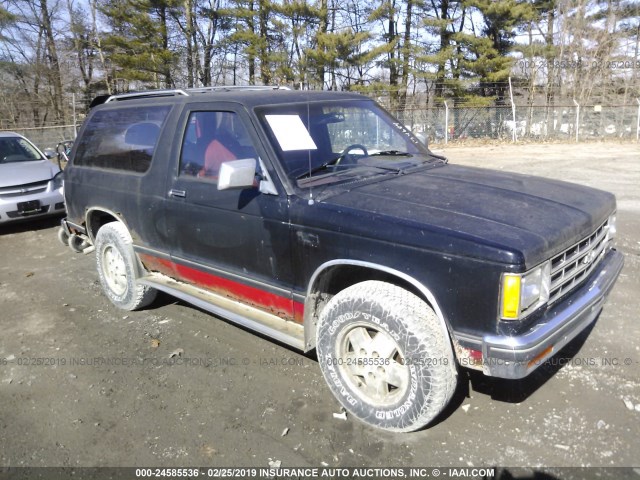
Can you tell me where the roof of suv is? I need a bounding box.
[91,87,370,109]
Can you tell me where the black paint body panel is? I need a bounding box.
[63,90,618,341]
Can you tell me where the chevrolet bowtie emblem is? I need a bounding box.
[583,251,597,265]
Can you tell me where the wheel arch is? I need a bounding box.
[304,260,456,373]
[85,207,127,243]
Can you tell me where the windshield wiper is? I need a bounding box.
[297,150,426,180]
[296,156,344,180]
[368,150,412,157]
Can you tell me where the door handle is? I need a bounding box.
[169,189,186,198]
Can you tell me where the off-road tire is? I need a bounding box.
[316,280,457,432]
[95,222,157,311]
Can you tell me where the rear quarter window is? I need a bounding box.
[73,105,172,173]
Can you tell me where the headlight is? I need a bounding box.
[500,261,551,320]
[51,171,64,190]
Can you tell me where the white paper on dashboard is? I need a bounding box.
[265,115,318,151]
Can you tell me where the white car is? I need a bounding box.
[0,132,65,224]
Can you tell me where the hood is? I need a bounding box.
[323,164,616,267]
[0,160,60,188]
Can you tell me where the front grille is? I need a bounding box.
[549,219,611,304]
[0,180,49,198]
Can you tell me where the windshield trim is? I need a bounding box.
[255,98,433,193]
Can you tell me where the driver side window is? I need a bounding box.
[180,111,258,181]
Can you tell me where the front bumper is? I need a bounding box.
[0,188,65,224]
[482,248,624,379]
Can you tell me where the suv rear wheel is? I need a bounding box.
[316,280,457,432]
[95,222,157,311]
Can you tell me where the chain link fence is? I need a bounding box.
[2,103,639,150]
[5,125,78,152]
[393,104,640,144]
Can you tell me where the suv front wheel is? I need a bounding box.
[316,280,457,432]
[95,222,157,311]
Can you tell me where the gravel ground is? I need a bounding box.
[0,142,638,472]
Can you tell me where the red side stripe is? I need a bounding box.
[139,253,304,324]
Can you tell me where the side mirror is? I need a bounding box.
[217,158,257,191]
[43,148,56,159]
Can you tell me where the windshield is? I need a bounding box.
[0,137,45,164]
[257,100,432,185]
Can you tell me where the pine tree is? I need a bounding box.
[224,0,279,85]
[420,0,469,104]
[0,6,17,35]
[462,0,534,103]
[98,0,176,90]
[272,0,324,86]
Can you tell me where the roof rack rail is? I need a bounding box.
[100,85,290,105]
[185,85,290,94]
[104,89,189,103]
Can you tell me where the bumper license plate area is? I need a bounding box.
[17,200,42,214]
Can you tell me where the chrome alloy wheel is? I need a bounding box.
[101,244,128,296]
[335,323,410,407]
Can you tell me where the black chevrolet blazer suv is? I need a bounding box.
[60,87,624,431]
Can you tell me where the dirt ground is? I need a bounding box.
[0,143,639,471]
